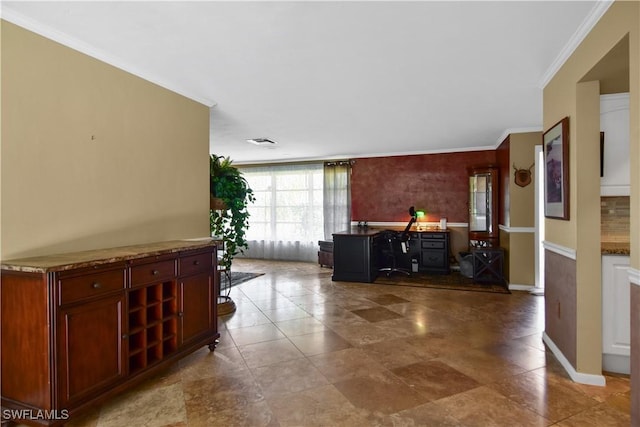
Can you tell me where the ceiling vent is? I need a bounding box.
[246,138,277,146]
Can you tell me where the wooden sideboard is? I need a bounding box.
[1,239,220,426]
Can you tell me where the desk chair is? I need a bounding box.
[377,230,411,277]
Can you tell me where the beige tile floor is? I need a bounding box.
[62,259,629,426]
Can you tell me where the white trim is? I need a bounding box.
[538,1,614,89]
[1,7,216,107]
[351,221,468,229]
[542,333,606,386]
[345,145,498,161]
[602,353,630,375]
[508,284,535,292]
[601,92,631,103]
[543,241,576,260]
[600,185,631,196]
[499,225,535,233]
[600,93,630,114]
[237,146,499,166]
[630,268,640,287]
[495,127,542,147]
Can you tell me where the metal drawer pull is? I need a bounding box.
[152,270,159,275]
[193,260,200,265]
[91,282,102,289]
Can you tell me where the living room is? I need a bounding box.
[1,1,638,425]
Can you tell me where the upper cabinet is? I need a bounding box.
[468,166,499,248]
[601,93,630,196]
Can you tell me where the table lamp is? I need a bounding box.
[415,209,426,230]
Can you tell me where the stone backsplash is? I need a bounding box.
[601,196,630,243]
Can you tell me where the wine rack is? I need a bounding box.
[127,281,178,374]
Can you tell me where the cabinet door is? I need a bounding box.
[332,235,375,282]
[180,272,214,344]
[602,255,631,357]
[422,250,447,269]
[57,294,125,407]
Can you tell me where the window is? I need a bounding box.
[239,163,324,262]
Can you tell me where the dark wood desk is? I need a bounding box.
[332,228,379,282]
[332,227,450,283]
[407,231,450,275]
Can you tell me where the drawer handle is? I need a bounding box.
[152,270,160,275]
[92,282,102,289]
[193,260,200,265]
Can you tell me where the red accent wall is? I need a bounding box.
[496,137,510,226]
[351,151,497,223]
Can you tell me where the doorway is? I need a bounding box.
[533,145,545,295]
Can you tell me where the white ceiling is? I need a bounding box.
[2,1,609,164]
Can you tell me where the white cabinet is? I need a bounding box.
[600,93,630,196]
[602,254,631,374]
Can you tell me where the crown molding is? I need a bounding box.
[539,1,614,89]
[494,127,543,147]
[1,7,216,107]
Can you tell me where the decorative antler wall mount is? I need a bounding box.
[513,163,534,187]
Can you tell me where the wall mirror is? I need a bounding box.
[468,167,499,247]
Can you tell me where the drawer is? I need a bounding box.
[130,259,176,287]
[59,268,125,305]
[179,251,212,277]
[422,233,445,239]
[422,250,447,268]
[422,240,445,249]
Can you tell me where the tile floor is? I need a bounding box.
[62,259,629,426]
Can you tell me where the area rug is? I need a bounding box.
[375,271,510,294]
[227,271,264,287]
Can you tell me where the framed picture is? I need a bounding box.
[544,116,569,220]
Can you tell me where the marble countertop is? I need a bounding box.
[601,241,630,255]
[1,238,222,273]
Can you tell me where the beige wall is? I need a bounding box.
[543,0,638,376]
[1,21,211,260]
[499,132,538,286]
[509,132,539,228]
[508,233,535,286]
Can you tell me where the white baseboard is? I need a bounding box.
[508,283,534,292]
[602,353,630,375]
[542,332,606,386]
[630,267,640,287]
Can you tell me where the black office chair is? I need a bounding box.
[377,230,411,276]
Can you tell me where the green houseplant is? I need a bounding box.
[209,154,255,276]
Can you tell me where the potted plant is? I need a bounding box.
[210,155,255,315]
